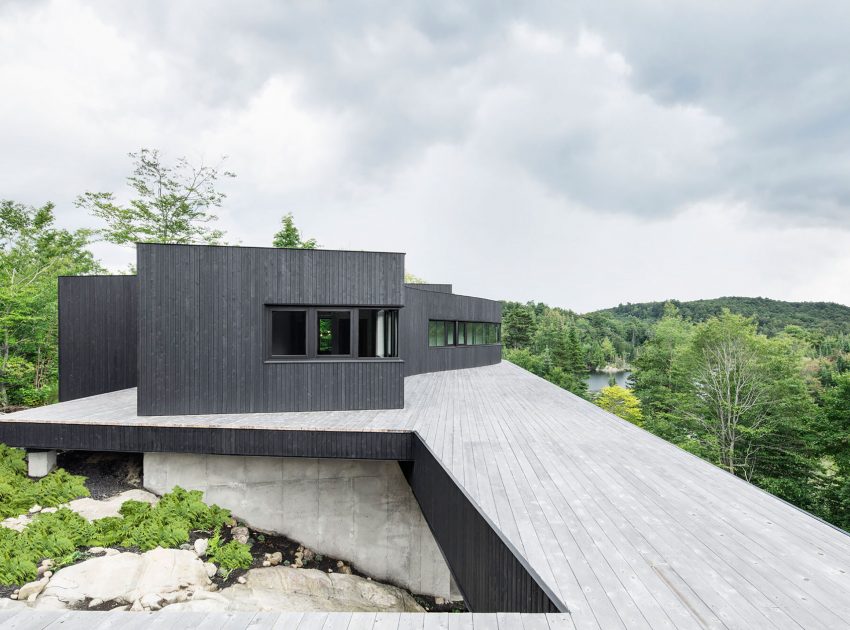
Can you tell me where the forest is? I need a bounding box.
[2,148,849,532]
[502,299,850,530]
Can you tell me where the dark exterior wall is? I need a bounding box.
[137,244,405,415]
[401,285,501,377]
[59,275,138,402]
[405,283,452,294]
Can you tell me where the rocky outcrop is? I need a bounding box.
[0,489,158,531]
[163,566,424,612]
[32,548,213,610]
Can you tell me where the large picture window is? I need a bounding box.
[267,306,398,361]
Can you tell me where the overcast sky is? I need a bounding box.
[2,0,849,312]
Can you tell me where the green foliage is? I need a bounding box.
[403,272,426,284]
[76,148,234,246]
[0,444,90,519]
[272,213,317,249]
[0,200,102,408]
[595,385,643,425]
[90,486,231,551]
[0,508,92,584]
[206,526,253,578]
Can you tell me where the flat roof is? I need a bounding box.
[4,362,850,628]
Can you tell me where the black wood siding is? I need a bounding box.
[58,275,138,402]
[137,244,405,415]
[404,283,452,293]
[401,285,502,376]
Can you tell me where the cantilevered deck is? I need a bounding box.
[3,362,850,629]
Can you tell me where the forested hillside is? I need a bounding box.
[502,298,850,531]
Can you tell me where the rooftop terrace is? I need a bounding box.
[3,362,850,629]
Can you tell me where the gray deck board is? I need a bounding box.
[4,362,850,629]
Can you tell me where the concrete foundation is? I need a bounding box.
[143,453,454,599]
[28,450,57,477]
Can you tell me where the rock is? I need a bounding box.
[9,594,17,600]
[88,598,103,608]
[339,564,352,575]
[43,571,53,578]
[66,489,158,521]
[32,548,213,610]
[162,590,188,605]
[435,596,445,605]
[267,552,282,566]
[0,515,30,532]
[301,548,315,562]
[262,561,271,567]
[41,507,58,514]
[204,562,217,578]
[88,547,106,555]
[29,505,42,514]
[231,526,249,545]
[179,544,192,551]
[18,577,49,601]
[162,567,425,613]
[237,576,247,584]
[130,598,144,612]
[104,548,120,556]
[140,593,163,610]
[194,538,209,557]
[41,559,54,568]
[0,598,26,610]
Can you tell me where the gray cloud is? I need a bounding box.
[1,0,849,310]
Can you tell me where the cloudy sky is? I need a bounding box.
[2,0,849,312]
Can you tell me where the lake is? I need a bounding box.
[586,370,632,392]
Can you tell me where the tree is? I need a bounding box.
[595,385,643,425]
[76,148,234,245]
[404,272,426,284]
[272,213,317,249]
[0,201,101,408]
[502,303,535,349]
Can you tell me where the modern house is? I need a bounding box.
[3,243,850,629]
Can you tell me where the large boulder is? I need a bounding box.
[66,489,158,521]
[33,548,213,609]
[163,566,424,613]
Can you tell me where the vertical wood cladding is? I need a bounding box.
[58,275,138,402]
[404,283,453,294]
[137,244,405,415]
[401,285,502,376]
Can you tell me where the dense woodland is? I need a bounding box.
[503,299,850,530]
[2,148,849,531]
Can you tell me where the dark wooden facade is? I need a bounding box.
[137,244,405,415]
[401,285,502,377]
[58,275,138,402]
[57,245,501,413]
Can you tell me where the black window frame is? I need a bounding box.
[266,305,400,362]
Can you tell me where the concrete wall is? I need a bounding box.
[143,453,454,599]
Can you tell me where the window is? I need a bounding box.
[270,309,307,356]
[317,311,351,355]
[359,309,399,358]
[437,320,501,347]
[429,320,447,347]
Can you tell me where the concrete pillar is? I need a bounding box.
[28,450,57,478]
[143,452,456,599]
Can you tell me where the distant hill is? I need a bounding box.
[590,297,850,337]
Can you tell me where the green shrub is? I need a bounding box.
[0,444,89,519]
[89,487,231,551]
[207,526,252,578]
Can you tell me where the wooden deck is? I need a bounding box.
[4,362,850,629]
